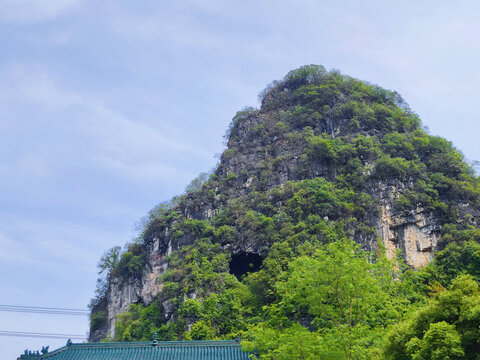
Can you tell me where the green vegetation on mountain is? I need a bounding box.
[89,65,480,359]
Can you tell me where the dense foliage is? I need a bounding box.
[90,65,480,358]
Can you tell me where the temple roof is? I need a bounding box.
[19,340,250,360]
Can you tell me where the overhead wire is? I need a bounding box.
[0,331,86,340]
[0,305,90,340]
[0,304,89,316]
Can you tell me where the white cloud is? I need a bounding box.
[0,216,121,272]
[0,65,210,183]
[0,0,82,22]
[109,10,224,49]
[0,231,45,266]
[0,65,82,109]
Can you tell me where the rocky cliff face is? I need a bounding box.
[89,65,480,341]
[374,180,441,268]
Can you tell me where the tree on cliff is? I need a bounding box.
[98,246,121,275]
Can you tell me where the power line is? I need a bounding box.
[0,304,89,312]
[0,331,86,340]
[0,305,89,316]
[0,304,88,311]
[0,309,88,316]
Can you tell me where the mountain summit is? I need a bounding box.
[89,66,480,356]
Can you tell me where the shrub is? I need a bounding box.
[90,311,107,332]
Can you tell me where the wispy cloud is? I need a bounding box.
[0,64,209,183]
[0,231,46,266]
[108,8,224,49]
[0,65,82,109]
[0,0,83,23]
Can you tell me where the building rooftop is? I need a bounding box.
[18,339,250,360]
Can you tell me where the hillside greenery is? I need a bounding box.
[90,65,480,358]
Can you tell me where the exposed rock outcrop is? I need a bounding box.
[103,237,168,339]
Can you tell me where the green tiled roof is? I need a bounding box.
[19,340,250,360]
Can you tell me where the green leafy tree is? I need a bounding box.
[244,240,399,359]
[242,323,328,360]
[429,241,480,285]
[97,246,121,275]
[384,275,480,359]
[405,322,464,360]
[184,172,210,193]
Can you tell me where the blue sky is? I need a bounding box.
[1,0,480,358]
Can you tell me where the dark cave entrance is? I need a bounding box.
[229,252,264,280]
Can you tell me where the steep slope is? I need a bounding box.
[88,65,480,342]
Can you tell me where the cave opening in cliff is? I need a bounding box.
[229,252,264,280]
